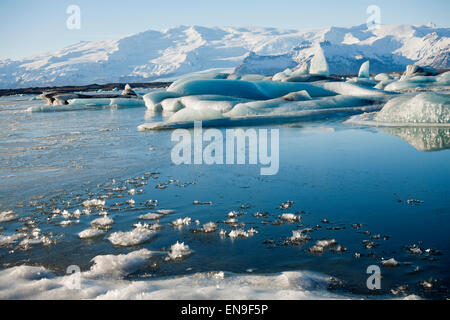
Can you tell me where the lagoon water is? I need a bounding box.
[0,93,449,299]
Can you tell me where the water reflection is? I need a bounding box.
[383,127,450,152]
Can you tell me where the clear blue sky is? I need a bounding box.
[1,0,449,59]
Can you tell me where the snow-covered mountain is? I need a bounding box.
[1,24,449,89]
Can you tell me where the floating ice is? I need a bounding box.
[156,209,175,215]
[60,220,79,226]
[382,258,399,267]
[201,222,218,233]
[167,242,192,260]
[228,228,257,239]
[171,218,191,227]
[227,95,376,118]
[309,47,329,77]
[0,210,17,223]
[375,92,450,124]
[107,226,156,246]
[143,91,181,111]
[88,249,153,279]
[374,73,391,82]
[83,199,106,208]
[109,98,145,107]
[78,228,107,239]
[0,233,26,246]
[139,213,163,220]
[280,213,301,223]
[309,239,337,253]
[403,65,437,78]
[168,108,224,122]
[168,79,269,100]
[290,230,312,243]
[358,61,370,79]
[91,217,114,228]
[384,71,450,91]
[161,97,185,112]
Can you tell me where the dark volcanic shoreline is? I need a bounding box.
[0,82,172,97]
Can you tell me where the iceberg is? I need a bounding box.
[384,71,450,91]
[110,98,145,107]
[167,108,224,122]
[227,95,376,117]
[374,73,391,82]
[168,79,270,100]
[143,91,181,111]
[375,92,450,124]
[358,61,370,79]
[309,46,329,77]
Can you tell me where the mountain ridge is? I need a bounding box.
[0,24,449,89]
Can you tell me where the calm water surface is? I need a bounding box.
[0,94,449,299]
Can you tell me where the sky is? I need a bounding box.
[0,0,449,60]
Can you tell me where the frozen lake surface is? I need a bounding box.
[0,94,449,299]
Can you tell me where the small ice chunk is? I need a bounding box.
[0,210,17,223]
[280,213,301,223]
[309,239,336,253]
[167,242,192,260]
[0,232,27,246]
[78,228,107,239]
[88,249,153,278]
[171,217,191,227]
[91,217,114,228]
[382,258,400,267]
[108,227,156,246]
[139,213,163,220]
[201,222,218,233]
[156,209,175,215]
[290,230,311,242]
[374,73,391,82]
[60,220,80,226]
[228,229,249,239]
[83,199,106,208]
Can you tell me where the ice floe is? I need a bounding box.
[139,213,163,220]
[0,210,17,223]
[82,199,106,209]
[107,226,156,246]
[171,217,191,228]
[200,222,218,233]
[91,217,114,228]
[167,242,192,260]
[382,258,400,268]
[78,228,107,239]
[309,239,337,253]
